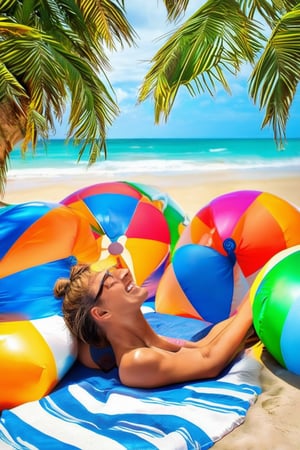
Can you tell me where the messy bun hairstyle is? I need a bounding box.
[54,264,108,347]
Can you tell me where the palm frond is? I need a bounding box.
[47,38,119,163]
[249,4,300,146]
[162,0,190,21]
[0,0,138,196]
[0,17,40,36]
[0,0,18,12]
[0,32,118,163]
[0,61,27,102]
[78,0,137,50]
[21,108,48,150]
[12,0,111,70]
[240,0,281,25]
[240,0,299,26]
[139,0,265,123]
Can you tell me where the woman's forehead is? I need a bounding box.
[94,269,108,284]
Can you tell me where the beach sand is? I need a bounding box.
[4,170,300,214]
[3,169,300,449]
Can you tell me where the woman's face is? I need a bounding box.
[91,267,148,310]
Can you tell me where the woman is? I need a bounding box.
[54,264,254,388]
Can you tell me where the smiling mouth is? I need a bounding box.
[126,282,135,293]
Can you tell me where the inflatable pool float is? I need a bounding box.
[0,201,98,409]
[61,181,188,300]
[156,190,300,322]
[251,245,300,375]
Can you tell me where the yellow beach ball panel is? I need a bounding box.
[0,320,57,410]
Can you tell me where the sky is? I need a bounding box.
[56,0,300,140]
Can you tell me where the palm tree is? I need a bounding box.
[0,0,136,194]
[139,0,300,149]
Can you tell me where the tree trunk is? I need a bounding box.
[0,100,27,196]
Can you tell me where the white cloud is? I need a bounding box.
[114,87,131,103]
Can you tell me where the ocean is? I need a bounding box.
[8,138,300,181]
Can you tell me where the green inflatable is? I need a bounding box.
[250,245,300,374]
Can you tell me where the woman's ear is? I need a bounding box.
[90,306,111,322]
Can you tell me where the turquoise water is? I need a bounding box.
[8,138,300,179]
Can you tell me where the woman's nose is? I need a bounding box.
[117,267,130,280]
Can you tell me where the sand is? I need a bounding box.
[214,345,300,450]
[3,168,300,449]
[4,169,300,213]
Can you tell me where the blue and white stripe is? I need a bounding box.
[0,354,261,450]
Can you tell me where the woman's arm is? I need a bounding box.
[158,336,198,350]
[119,294,252,388]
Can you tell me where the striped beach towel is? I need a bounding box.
[0,313,261,449]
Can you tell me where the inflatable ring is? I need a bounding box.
[0,201,98,409]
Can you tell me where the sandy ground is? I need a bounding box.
[3,168,300,449]
[3,170,300,214]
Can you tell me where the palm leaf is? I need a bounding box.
[0,17,40,36]
[240,0,282,25]
[138,0,265,123]
[249,4,300,146]
[79,0,137,50]
[41,37,119,162]
[162,0,190,21]
[0,32,118,163]
[0,0,18,11]
[0,61,27,101]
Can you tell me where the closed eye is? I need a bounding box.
[95,271,112,301]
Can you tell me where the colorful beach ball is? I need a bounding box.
[155,242,249,323]
[125,181,189,256]
[61,181,188,300]
[0,201,98,409]
[251,245,300,375]
[177,190,300,282]
[156,190,300,322]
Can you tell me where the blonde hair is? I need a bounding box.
[54,264,108,347]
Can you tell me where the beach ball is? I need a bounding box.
[125,181,189,256]
[61,181,188,300]
[156,190,300,323]
[0,201,98,409]
[155,242,249,323]
[177,190,300,283]
[251,245,300,375]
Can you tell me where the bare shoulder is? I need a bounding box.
[119,347,168,388]
[118,346,210,389]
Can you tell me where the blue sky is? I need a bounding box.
[56,0,299,140]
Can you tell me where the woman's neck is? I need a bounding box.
[106,309,159,363]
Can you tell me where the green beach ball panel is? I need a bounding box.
[281,299,300,374]
[252,247,300,373]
